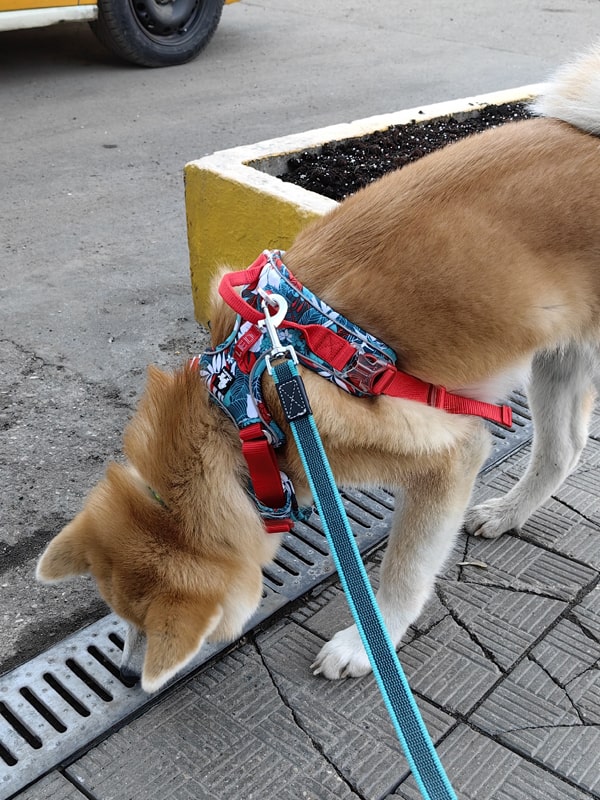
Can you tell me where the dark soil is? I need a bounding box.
[278,102,532,201]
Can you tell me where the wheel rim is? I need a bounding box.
[129,0,204,40]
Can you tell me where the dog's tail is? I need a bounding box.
[532,43,600,134]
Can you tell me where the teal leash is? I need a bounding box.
[260,297,457,800]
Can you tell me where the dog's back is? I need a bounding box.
[284,46,600,394]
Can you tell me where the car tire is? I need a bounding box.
[90,0,224,67]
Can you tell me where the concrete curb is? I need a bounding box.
[184,82,546,324]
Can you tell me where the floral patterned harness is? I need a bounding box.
[194,250,511,533]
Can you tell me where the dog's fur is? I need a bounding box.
[38,46,600,693]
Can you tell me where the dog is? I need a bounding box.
[37,45,600,693]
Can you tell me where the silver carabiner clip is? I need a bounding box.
[258,292,298,374]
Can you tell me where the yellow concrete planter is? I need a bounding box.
[185,83,545,325]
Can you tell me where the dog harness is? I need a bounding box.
[194,250,512,534]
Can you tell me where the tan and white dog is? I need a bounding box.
[38,46,600,693]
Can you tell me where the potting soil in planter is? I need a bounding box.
[278,102,531,201]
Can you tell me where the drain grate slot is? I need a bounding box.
[280,541,316,567]
[273,555,301,576]
[0,393,533,799]
[108,632,125,650]
[65,660,113,703]
[341,505,375,527]
[262,568,285,588]
[19,689,66,735]
[342,491,386,520]
[42,674,90,718]
[0,742,17,768]
[362,487,396,510]
[0,703,42,751]
[287,527,329,556]
[87,645,131,688]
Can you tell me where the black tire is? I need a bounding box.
[90,0,224,67]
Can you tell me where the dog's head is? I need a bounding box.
[36,366,278,692]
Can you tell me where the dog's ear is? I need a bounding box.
[36,516,91,583]
[141,593,224,693]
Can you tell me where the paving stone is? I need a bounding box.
[437,580,565,670]
[517,500,600,570]
[574,584,600,641]
[472,655,582,734]
[66,644,359,800]
[298,586,499,718]
[289,582,344,626]
[533,618,600,686]
[390,724,594,800]
[295,546,503,719]
[15,773,88,800]
[471,651,600,795]
[553,438,600,527]
[393,614,502,716]
[459,532,597,600]
[256,620,456,800]
[476,437,531,487]
[529,616,600,728]
[298,578,448,647]
[475,465,520,495]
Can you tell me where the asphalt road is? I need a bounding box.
[1,0,599,677]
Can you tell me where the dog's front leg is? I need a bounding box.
[312,424,489,680]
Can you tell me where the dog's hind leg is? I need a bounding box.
[464,344,596,540]
[312,421,489,680]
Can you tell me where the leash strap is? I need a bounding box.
[270,355,457,800]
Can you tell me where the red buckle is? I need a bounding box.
[343,352,393,394]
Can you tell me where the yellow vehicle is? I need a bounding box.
[0,0,239,66]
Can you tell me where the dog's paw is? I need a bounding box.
[464,498,520,539]
[311,626,372,680]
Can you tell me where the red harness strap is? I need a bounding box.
[239,423,292,533]
[368,363,513,427]
[218,257,268,325]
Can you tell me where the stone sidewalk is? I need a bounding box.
[9,412,600,800]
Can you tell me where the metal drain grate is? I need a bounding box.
[0,393,532,799]
[482,391,532,473]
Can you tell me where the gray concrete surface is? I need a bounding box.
[1,1,600,797]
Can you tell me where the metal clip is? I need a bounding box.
[257,292,298,374]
